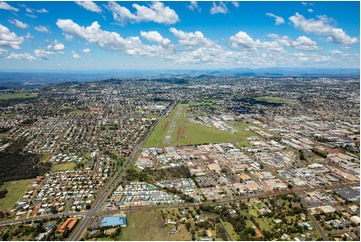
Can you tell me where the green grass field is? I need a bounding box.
[40,152,52,163]
[0,113,17,117]
[69,110,90,115]
[256,96,295,104]
[145,113,160,119]
[256,217,272,231]
[170,120,256,146]
[0,93,38,100]
[51,162,76,172]
[222,220,239,240]
[0,179,34,212]
[119,210,169,240]
[144,103,258,147]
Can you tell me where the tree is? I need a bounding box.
[0,188,8,199]
[263,230,272,240]
[299,150,305,160]
[2,232,10,241]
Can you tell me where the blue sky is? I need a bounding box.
[0,1,359,70]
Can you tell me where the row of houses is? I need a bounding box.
[13,170,108,218]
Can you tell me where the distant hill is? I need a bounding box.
[234,72,257,76]
[0,68,358,88]
[196,74,214,79]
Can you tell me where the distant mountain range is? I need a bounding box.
[0,68,359,89]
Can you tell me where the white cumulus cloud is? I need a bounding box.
[140,31,172,49]
[25,32,33,39]
[232,1,239,8]
[170,27,213,47]
[54,42,65,51]
[188,1,201,12]
[56,19,142,51]
[34,49,56,60]
[72,51,81,59]
[6,52,36,61]
[210,2,228,15]
[0,48,8,57]
[35,25,49,33]
[64,34,74,41]
[36,8,48,13]
[9,19,28,29]
[0,24,24,49]
[0,1,18,11]
[289,13,357,44]
[106,1,179,25]
[75,1,102,13]
[266,13,285,25]
[82,48,91,54]
[56,19,178,59]
[229,31,319,51]
[330,50,342,55]
[269,34,319,51]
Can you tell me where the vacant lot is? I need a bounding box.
[51,162,76,172]
[119,210,169,240]
[0,179,33,211]
[0,93,38,100]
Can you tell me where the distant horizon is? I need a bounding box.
[0,66,360,73]
[0,1,359,70]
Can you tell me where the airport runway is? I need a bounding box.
[163,107,183,145]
